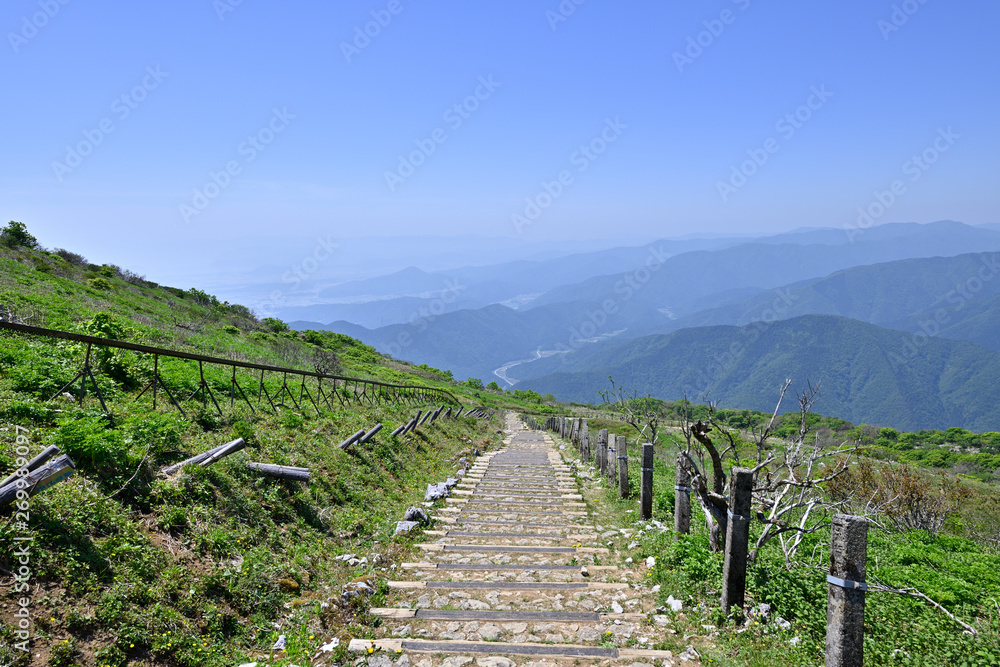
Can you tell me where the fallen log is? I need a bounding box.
[247,462,310,482]
[0,445,60,489]
[359,423,383,444]
[0,455,76,509]
[162,438,244,475]
[337,429,366,450]
[199,438,246,466]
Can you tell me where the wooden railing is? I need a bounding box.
[0,321,460,417]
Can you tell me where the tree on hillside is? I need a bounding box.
[600,376,665,446]
[1,221,39,249]
[679,380,862,562]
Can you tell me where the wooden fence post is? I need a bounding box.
[674,454,691,537]
[616,435,628,498]
[598,429,608,477]
[639,443,654,520]
[721,467,753,616]
[826,514,868,667]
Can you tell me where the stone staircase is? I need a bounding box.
[349,414,697,667]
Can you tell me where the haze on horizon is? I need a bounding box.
[3,0,999,294]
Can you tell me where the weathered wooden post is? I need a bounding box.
[247,462,310,482]
[826,514,868,667]
[359,423,383,444]
[607,435,617,486]
[337,429,366,451]
[616,435,628,498]
[598,429,608,477]
[581,420,590,461]
[721,468,753,616]
[0,454,76,508]
[0,445,60,489]
[639,443,654,520]
[199,438,247,467]
[674,454,691,537]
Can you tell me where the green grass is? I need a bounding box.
[0,241,570,666]
[577,431,1000,667]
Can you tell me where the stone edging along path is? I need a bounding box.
[348,412,702,667]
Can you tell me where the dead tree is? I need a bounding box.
[678,380,860,561]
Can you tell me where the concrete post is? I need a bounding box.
[617,435,628,498]
[826,514,868,667]
[721,467,753,616]
[674,454,691,537]
[639,443,654,520]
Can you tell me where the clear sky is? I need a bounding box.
[3,0,998,275]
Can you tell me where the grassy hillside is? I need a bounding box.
[520,314,1000,432]
[0,231,552,666]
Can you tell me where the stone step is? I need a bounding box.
[453,490,583,500]
[388,581,627,591]
[349,638,677,661]
[371,609,647,623]
[441,507,589,517]
[438,518,592,530]
[402,563,619,572]
[425,530,599,541]
[416,544,607,554]
[446,498,587,508]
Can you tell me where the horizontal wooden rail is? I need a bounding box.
[0,321,461,410]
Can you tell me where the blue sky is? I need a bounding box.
[2,0,998,279]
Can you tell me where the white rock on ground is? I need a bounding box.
[477,658,515,667]
[368,656,393,667]
[394,521,421,536]
[679,645,700,662]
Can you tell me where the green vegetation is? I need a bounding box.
[576,418,1000,666]
[0,229,563,666]
[522,314,1000,432]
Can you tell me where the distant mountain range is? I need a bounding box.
[290,221,1000,430]
[518,315,1000,432]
